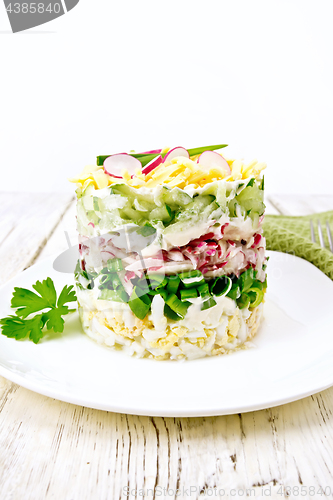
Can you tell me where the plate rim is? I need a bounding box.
[0,250,333,417]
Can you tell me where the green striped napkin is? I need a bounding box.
[263,211,333,280]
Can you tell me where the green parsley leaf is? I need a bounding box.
[33,277,57,307]
[57,284,77,308]
[0,278,77,343]
[12,277,58,318]
[44,308,67,333]
[0,314,45,344]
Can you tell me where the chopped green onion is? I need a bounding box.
[147,288,168,299]
[179,269,205,288]
[128,288,151,320]
[247,287,264,308]
[164,304,182,321]
[197,283,210,299]
[210,276,232,297]
[165,294,190,319]
[201,297,217,310]
[146,274,167,285]
[238,268,255,293]
[227,284,241,300]
[253,280,263,290]
[99,272,122,290]
[180,288,198,301]
[179,269,203,279]
[247,178,255,188]
[136,278,150,295]
[146,274,168,290]
[166,275,180,294]
[262,277,267,289]
[107,258,123,272]
[237,293,251,309]
[100,274,111,285]
[99,288,128,303]
[158,289,169,301]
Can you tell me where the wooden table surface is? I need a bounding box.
[1,192,333,500]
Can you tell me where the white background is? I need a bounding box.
[0,0,332,196]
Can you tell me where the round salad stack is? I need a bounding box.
[70,145,267,360]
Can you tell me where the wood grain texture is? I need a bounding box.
[1,194,333,500]
[0,192,74,285]
[269,194,333,216]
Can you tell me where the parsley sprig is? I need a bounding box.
[0,278,77,344]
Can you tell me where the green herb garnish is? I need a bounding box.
[0,278,77,344]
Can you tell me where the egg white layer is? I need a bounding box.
[77,288,264,361]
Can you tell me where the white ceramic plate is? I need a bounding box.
[0,251,333,417]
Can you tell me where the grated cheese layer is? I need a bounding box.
[70,154,266,192]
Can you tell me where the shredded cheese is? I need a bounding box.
[69,154,266,191]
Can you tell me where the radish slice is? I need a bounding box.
[142,155,163,175]
[197,151,231,174]
[163,146,189,163]
[137,149,162,155]
[103,153,141,178]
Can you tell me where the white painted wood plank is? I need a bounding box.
[265,197,280,215]
[36,199,77,262]
[1,387,333,498]
[269,194,333,216]
[0,193,74,285]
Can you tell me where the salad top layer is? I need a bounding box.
[70,145,266,193]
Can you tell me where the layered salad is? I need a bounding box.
[70,145,267,360]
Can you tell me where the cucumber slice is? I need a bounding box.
[93,197,103,212]
[191,194,215,210]
[215,183,227,209]
[120,207,145,221]
[228,183,265,220]
[174,195,215,220]
[86,211,101,225]
[149,204,173,222]
[251,211,260,229]
[163,199,218,236]
[111,184,133,197]
[163,188,192,208]
[227,199,238,218]
[82,184,95,197]
[82,195,94,211]
[133,198,154,212]
[235,185,265,214]
[76,198,90,227]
